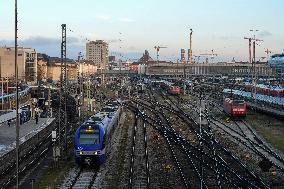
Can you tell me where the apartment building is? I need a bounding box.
[86,40,109,69]
[0,47,37,84]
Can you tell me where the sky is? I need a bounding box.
[0,0,284,62]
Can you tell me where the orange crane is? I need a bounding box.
[154,46,167,62]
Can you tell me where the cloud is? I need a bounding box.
[0,36,80,46]
[218,35,239,40]
[127,46,139,51]
[95,14,111,21]
[0,36,84,59]
[118,17,135,23]
[258,30,272,37]
[106,39,121,43]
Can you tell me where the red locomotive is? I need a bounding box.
[168,85,182,95]
[223,97,247,117]
[160,80,182,95]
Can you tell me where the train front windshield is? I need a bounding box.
[79,130,100,144]
[233,100,244,106]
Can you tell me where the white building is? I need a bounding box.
[86,40,109,69]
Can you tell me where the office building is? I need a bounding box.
[86,40,109,69]
[0,47,37,83]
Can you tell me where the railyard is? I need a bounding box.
[1,2,284,188]
[0,78,279,189]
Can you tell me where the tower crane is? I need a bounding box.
[244,37,252,63]
[264,48,272,62]
[154,46,167,63]
[194,55,201,64]
[244,37,263,63]
[189,28,193,64]
[200,49,218,63]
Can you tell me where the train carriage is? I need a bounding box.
[223,98,247,117]
[168,85,182,95]
[75,123,106,165]
[223,90,247,117]
[75,103,120,165]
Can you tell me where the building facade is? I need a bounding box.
[146,62,275,77]
[0,47,37,83]
[37,54,97,82]
[268,53,284,80]
[86,40,109,69]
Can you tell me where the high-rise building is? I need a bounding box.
[0,47,37,83]
[86,40,109,69]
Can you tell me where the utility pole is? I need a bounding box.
[1,78,3,110]
[252,40,256,102]
[199,88,204,189]
[249,29,263,104]
[15,0,20,188]
[189,28,193,64]
[48,84,52,117]
[87,79,91,112]
[77,52,82,120]
[59,24,67,158]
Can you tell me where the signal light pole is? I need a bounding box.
[15,0,20,188]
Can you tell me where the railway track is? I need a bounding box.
[60,166,99,189]
[71,168,98,189]
[127,105,150,189]
[207,100,284,171]
[128,89,271,188]
[177,93,284,172]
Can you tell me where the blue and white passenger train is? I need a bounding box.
[74,101,120,165]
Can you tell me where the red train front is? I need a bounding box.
[168,86,182,95]
[223,97,247,117]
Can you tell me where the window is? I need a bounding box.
[78,131,100,144]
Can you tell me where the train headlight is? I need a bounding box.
[79,151,83,155]
[94,151,98,155]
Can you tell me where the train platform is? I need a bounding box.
[0,117,54,156]
[247,102,284,119]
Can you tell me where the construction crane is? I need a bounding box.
[264,48,272,62]
[200,49,218,63]
[194,55,201,64]
[244,36,263,63]
[189,28,193,64]
[154,46,167,63]
[244,37,252,63]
